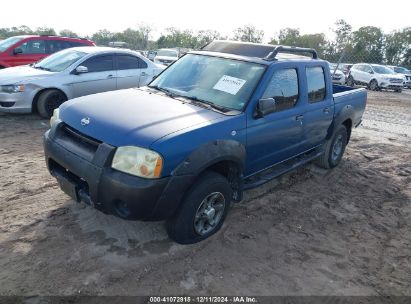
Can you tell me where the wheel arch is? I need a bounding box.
[326,106,354,142]
[31,87,68,113]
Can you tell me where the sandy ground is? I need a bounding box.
[0,90,410,296]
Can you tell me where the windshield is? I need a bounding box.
[149,54,266,111]
[394,67,410,74]
[0,36,25,52]
[157,50,178,57]
[33,49,87,72]
[372,65,395,75]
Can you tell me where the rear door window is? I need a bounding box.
[19,40,46,54]
[81,54,114,72]
[306,66,326,103]
[116,55,147,70]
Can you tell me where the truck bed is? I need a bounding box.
[332,84,367,128]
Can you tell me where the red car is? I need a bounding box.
[0,35,95,69]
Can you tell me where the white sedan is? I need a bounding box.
[0,47,165,117]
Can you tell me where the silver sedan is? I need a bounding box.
[0,46,165,117]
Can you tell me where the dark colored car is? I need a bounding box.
[0,35,95,69]
[44,41,367,244]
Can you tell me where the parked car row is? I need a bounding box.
[0,46,164,117]
[347,63,406,92]
[0,35,95,68]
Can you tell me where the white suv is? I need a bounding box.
[347,63,404,92]
[388,65,411,89]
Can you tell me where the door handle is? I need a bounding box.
[141,72,147,76]
[107,74,114,79]
[295,115,304,125]
[323,107,330,114]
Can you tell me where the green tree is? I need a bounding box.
[385,28,411,65]
[35,27,56,36]
[91,29,115,46]
[196,30,224,48]
[277,28,300,46]
[351,26,384,63]
[157,28,198,48]
[232,24,264,43]
[59,29,79,38]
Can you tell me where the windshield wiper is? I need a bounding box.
[148,85,176,97]
[180,96,231,113]
[33,66,51,71]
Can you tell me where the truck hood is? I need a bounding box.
[0,66,55,85]
[60,88,227,148]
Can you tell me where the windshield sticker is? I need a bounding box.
[213,75,246,95]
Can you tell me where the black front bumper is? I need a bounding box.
[43,125,195,221]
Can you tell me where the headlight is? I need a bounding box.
[0,84,25,93]
[50,108,60,128]
[112,146,163,179]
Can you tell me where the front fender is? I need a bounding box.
[172,139,246,176]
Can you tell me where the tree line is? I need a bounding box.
[0,20,409,67]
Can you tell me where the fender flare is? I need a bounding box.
[326,105,354,140]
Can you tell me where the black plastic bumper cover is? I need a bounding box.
[43,130,194,221]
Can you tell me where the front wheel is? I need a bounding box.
[37,89,67,119]
[166,171,232,244]
[369,79,379,91]
[346,75,355,87]
[395,88,402,93]
[316,125,348,169]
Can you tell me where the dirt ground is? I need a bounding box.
[0,90,410,296]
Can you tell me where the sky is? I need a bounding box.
[1,0,410,41]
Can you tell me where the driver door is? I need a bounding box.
[245,66,305,176]
[70,54,117,98]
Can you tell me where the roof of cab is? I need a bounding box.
[193,40,320,65]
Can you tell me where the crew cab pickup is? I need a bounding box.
[43,41,367,244]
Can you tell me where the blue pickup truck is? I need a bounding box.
[43,41,367,244]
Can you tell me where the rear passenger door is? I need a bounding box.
[115,54,148,89]
[246,66,305,175]
[70,54,117,98]
[302,66,334,150]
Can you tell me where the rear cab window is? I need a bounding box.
[306,66,326,102]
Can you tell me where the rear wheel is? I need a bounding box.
[166,171,232,244]
[395,88,402,93]
[37,89,67,118]
[369,79,379,91]
[316,125,348,169]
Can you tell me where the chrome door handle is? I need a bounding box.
[141,72,148,76]
[295,115,304,125]
[323,107,330,114]
[107,74,114,79]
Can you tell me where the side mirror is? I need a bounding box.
[13,48,23,55]
[74,66,88,74]
[255,98,277,118]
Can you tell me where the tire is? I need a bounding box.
[369,79,379,91]
[37,89,67,119]
[395,88,402,93]
[166,171,232,244]
[316,125,348,169]
[347,75,354,87]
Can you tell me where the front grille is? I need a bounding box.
[56,123,101,159]
[389,79,403,83]
[406,76,411,81]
